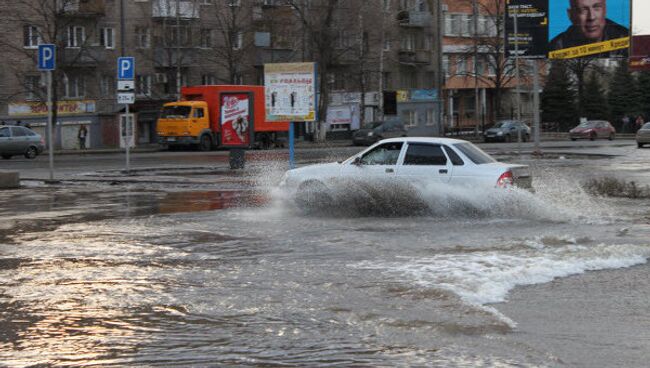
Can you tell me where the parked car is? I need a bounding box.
[0,126,45,159]
[483,120,531,142]
[569,120,616,141]
[281,137,532,205]
[637,122,650,148]
[352,119,407,146]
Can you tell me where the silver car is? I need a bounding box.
[0,126,45,159]
[637,122,650,148]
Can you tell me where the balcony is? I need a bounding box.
[397,10,432,28]
[254,48,294,66]
[154,48,195,67]
[398,49,431,64]
[152,0,199,19]
[62,47,107,67]
[57,0,105,16]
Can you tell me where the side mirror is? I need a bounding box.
[353,157,363,166]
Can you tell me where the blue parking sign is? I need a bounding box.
[118,57,135,80]
[38,44,56,71]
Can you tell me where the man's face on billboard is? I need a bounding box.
[568,0,607,41]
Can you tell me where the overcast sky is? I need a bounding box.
[634,2,650,35]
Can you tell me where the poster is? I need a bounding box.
[548,0,630,59]
[506,0,549,59]
[220,93,251,147]
[264,62,317,122]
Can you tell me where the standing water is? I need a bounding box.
[1,157,650,367]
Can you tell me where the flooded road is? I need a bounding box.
[1,148,650,367]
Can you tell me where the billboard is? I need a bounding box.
[506,0,549,59]
[507,0,630,59]
[220,93,253,148]
[264,62,317,122]
[630,35,650,71]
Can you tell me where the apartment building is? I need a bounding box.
[442,0,541,131]
[0,0,443,148]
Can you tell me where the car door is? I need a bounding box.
[396,143,452,184]
[340,141,404,179]
[0,126,11,153]
[11,127,29,153]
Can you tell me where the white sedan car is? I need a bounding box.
[281,137,532,204]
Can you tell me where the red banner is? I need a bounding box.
[630,35,650,71]
[220,93,251,147]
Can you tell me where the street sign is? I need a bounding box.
[117,80,134,91]
[38,44,56,71]
[117,57,135,80]
[117,92,135,104]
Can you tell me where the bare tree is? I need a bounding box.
[0,0,105,147]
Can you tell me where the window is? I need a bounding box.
[25,75,42,100]
[228,0,241,6]
[135,27,151,48]
[360,142,403,165]
[100,75,114,96]
[100,27,114,49]
[231,31,243,49]
[200,0,212,4]
[442,55,449,77]
[23,25,40,48]
[199,28,213,48]
[137,75,152,96]
[166,25,191,46]
[193,108,205,118]
[64,74,85,98]
[425,109,436,126]
[67,26,85,48]
[233,73,243,85]
[11,127,29,137]
[0,127,10,137]
[401,110,417,127]
[404,144,447,166]
[456,56,466,75]
[383,0,390,11]
[383,38,390,51]
[453,142,496,164]
[443,146,464,166]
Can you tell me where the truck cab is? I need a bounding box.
[157,101,213,150]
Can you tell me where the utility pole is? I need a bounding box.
[473,0,480,136]
[176,0,181,99]
[437,0,445,136]
[378,0,386,122]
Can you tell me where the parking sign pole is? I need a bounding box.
[289,122,295,169]
[125,103,130,173]
[47,70,54,180]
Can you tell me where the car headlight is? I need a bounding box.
[497,131,503,136]
[368,132,374,137]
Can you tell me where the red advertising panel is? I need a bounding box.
[220,92,253,147]
[630,35,650,71]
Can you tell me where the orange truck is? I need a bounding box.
[156,85,289,150]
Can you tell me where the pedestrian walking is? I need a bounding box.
[78,124,88,150]
[635,115,644,132]
[622,116,630,133]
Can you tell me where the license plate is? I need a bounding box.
[167,137,176,142]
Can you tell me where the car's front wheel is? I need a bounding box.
[24,146,38,159]
[608,133,615,141]
[639,142,645,148]
[589,133,596,141]
[295,180,332,210]
[1,154,11,160]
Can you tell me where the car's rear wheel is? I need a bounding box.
[589,133,596,141]
[570,137,577,141]
[24,146,38,159]
[639,142,644,148]
[608,133,615,141]
[1,154,11,159]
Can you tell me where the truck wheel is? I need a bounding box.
[199,135,212,151]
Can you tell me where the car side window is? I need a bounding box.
[194,108,204,118]
[0,127,9,137]
[11,127,26,137]
[443,145,464,166]
[360,142,403,165]
[403,143,447,166]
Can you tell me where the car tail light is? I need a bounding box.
[496,171,514,188]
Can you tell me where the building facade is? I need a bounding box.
[0,0,443,147]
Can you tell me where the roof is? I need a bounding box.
[379,137,470,145]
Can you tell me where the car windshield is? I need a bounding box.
[493,121,514,128]
[160,105,191,119]
[362,122,383,129]
[453,142,496,165]
[578,121,596,128]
